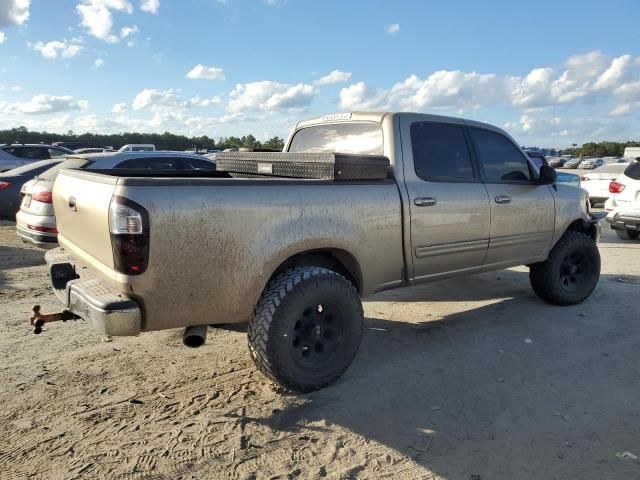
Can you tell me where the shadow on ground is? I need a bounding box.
[239,269,640,479]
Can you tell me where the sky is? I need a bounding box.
[0,0,639,147]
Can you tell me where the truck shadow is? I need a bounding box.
[244,272,640,479]
[0,245,47,288]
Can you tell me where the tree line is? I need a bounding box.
[0,126,285,152]
[562,141,640,158]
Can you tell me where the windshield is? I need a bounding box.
[39,158,93,181]
[288,122,383,155]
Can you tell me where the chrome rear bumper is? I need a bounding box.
[45,248,141,336]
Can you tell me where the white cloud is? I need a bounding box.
[132,88,180,110]
[0,94,89,115]
[186,64,225,80]
[120,24,138,38]
[32,39,83,59]
[387,23,400,35]
[228,81,317,113]
[76,0,133,42]
[94,57,104,68]
[314,69,352,86]
[111,102,128,113]
[140,0,159,14]
[11,86,22,91]
[185,95,222,107]
[0,0,31,29]
[0,32,5,44]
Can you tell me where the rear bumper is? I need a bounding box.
[606,213,640,231]
[45,248,141,336]
[16,210,58,249]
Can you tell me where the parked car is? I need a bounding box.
[0,159,64,220]
[580,162,631,207]
[73,147,115,154]
[0,144,72,172]
[16,151,216,248]
[578,158,604,170]
[41,112,602,393]
[118,144,155,152]
[53,141,112,151]
[605,159,640,240]
[562,157,583,169]
[548,157,567,168]
[526,151,580,187]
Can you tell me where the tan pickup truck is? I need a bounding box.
[41,112,602,392]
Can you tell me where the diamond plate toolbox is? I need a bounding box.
[215,152,389,181]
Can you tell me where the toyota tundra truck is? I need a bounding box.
[41,112,602,392]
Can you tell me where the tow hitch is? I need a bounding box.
[29,305,77,334]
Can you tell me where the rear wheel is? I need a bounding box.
[615,228,640,240]
[248,266,364,393]
[529,231,600,306]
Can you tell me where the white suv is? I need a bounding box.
[0,144,73,172]
[605,159,640,240]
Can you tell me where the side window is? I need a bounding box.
[180,158,216,170]
[116,157,179,169]
[410,122,475,181]
[470,128,532,182]
[6,147,50,160]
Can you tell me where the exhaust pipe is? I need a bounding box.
[183,325,208,348]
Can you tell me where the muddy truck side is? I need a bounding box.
[42,112,602,392]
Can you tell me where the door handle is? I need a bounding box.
[494,195,511,204]
[414,197,437,207]
[68,196,77,211]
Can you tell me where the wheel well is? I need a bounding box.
[271,249,363,294]
[566,219,597,240]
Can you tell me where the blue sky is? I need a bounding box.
[0,0,639,146]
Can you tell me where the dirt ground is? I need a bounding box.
[1,219,639,480]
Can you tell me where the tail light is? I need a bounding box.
[580,176,588,182]
[27,224,58,234]
[609,181,625,194]
[31,191,53,203]
[0,181,11,190]
[109,195,149,275]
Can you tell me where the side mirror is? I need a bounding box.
[537,165,557,185]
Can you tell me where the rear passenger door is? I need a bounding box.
[467,126,555,266]
[401,116,491,281]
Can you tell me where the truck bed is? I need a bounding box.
[52,169,405,331]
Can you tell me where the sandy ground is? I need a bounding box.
[1,218,639,480]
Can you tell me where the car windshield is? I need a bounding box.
[288,123,383,155]
[4,159,59,175]
[39,158,93,181]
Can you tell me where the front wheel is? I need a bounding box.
[248,266,364,393]
[615,228,640,240]
[529,231,600,306]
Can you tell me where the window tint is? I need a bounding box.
[470,128,532,182]
[39,158,92,181]
[116,157,179,169]
[6,147,50,160]
[288,123,383,155]
[410,122,474,181]
[180,157,216,170]
[623,160,640,180]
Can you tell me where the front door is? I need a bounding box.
[467,126,555,266]
[401,116,491,281]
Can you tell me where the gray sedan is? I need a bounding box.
[0,159,63,220]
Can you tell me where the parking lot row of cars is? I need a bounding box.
[548,155,630,169]
[0,143,217,247]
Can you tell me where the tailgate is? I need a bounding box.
[53,170,117,272]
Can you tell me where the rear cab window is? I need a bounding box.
[115,157,180,169]
[410,122,476,181]
[469,127,533,183]
[288,122,383,155]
